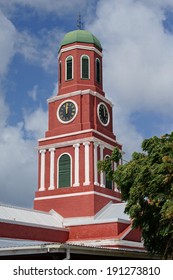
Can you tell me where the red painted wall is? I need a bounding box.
[34,39,122,219]
[58,42,103,95]
[68,222,129,241]
[0,222,69,243]
[34,185,121,218]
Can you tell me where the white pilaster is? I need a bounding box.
[73,143,80,186]
[83,142,90,185]
[39,149,46,191]
[48,148,55,190]
[114,161,119,192]
[94,142,99,186]
[100,144,105,187]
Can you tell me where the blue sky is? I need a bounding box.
[0,0,173,208]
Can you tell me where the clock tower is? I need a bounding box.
[34,29,122,218]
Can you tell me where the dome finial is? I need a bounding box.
[77,13,84,30]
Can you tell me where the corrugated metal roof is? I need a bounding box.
[0,204,64,229]
[0,238,50,248]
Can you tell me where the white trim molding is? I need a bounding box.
[58,44,103,58]
[83,142,90,185]
[48,148,55,190]
[39,149,46,191]
[94,142,99,186]
[65,55,74,81]
[80,54,90,79]
[100,144,104,187]
[73,143,80,187]
[34,190,121,202]
[38,129,119,147]
[57,152,72,189]
[47,89,113,107]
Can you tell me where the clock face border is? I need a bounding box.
[97,102,110,126]
[57,99,78,124]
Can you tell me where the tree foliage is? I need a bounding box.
[98,133,173,258]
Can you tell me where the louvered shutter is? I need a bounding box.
[59,154,71,188]
[82,56,89,79]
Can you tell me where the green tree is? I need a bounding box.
[98,133,173,259]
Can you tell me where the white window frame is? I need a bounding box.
[57,152,72,188]
[96,57,101,83]
[80,54,90,79]
[65,55,74,81]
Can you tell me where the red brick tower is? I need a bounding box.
[34,29,122,218]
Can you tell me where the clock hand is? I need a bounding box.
[103,106,105,117]
[66,103,68,114]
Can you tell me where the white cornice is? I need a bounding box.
[37,135,118,151]
[34,190,121,202]
[47,89,113,107]
[58,44,103,58]
[38,129,118,146]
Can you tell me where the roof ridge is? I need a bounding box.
[0,203,52,215]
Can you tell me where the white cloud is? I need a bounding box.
[0,92,9,128]
[0,10,47,206]
[15,28,62,71]
[0,8,59,74]
[0,10,16,76]
[28,85,38,101]
[0,122,36,207]
[87,0,173,157]
[24,107,47,140]
[0,102,47,207]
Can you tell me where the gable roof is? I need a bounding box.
[0,204,64,229]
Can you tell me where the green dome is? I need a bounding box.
[60,29,102,50]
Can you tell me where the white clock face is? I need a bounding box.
[57,100,78,124]
[97,102,110,126]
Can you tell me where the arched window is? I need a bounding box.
[104,155,112,190]
[81,55,89,79]
[96,58,101,83]
[58,154,71,188]
[66,56,73,80]
[59,61,62,83]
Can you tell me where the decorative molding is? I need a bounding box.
[34,190,121,202]
[65,55,74,81]
[37,136,117,156]
[58,44,103,58]
[47,89,113,107]
[99,145,105,188]
[94,142,99,186]
[80,54,90,79]
[38,129,118,147]
[48,148,55,190]
[57,152,72,189]
[73,143,80,187]
[39,149,46,191]
[83,142,90,185]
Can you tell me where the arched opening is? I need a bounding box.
[58,154,71,188]
[96,58,101,83]
[81,55,89,79]
[66,56,73,80]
